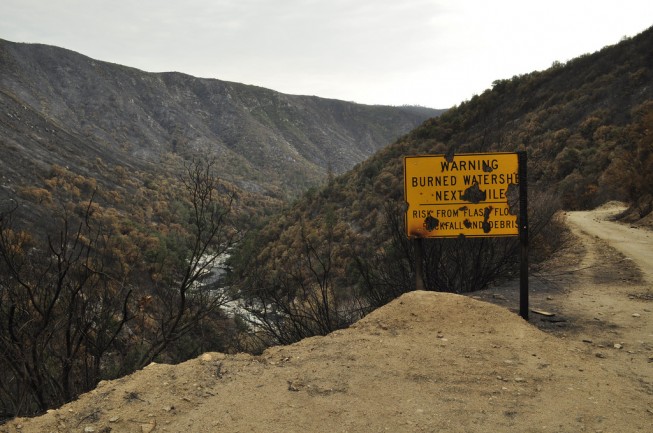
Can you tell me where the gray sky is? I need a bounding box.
[2,0,652,108]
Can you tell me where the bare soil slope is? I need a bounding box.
[3,204,652,433]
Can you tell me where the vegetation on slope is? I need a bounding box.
[228,26,653,348]
[0,39,439,418]
[0,160,246,418]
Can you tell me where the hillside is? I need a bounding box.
[0,37,442,419]
[0,38,441,206]
[228,26,653,340]
[252,24,653,225]
[4,204,652,432]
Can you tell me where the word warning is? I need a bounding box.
[404,153,520,238]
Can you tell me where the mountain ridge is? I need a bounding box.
[0,38,442,203]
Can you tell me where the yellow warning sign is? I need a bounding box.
[404,153,520,238]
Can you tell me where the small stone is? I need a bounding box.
[514,377,526,383]
[632,313,641,318]
[141,420,157,433]
[614,343,623,349]
[595,353,606,359]
[109,416,120,423]
[84,427,95,433]
[582,339,593,344]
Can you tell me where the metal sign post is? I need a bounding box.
[414,237,426,292]
[518,151,529,321]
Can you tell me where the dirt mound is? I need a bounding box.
[3,291,650,433]
[594,200,628,212]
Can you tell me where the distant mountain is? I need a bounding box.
[0,38,443,206]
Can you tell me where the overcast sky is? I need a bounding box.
[3,1,652,108]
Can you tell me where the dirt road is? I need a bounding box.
[549,203,653,400]
[566,203,653,282]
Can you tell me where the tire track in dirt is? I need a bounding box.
[475,202,653,402]
[559,204,653,397]
[566,204,653,283]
